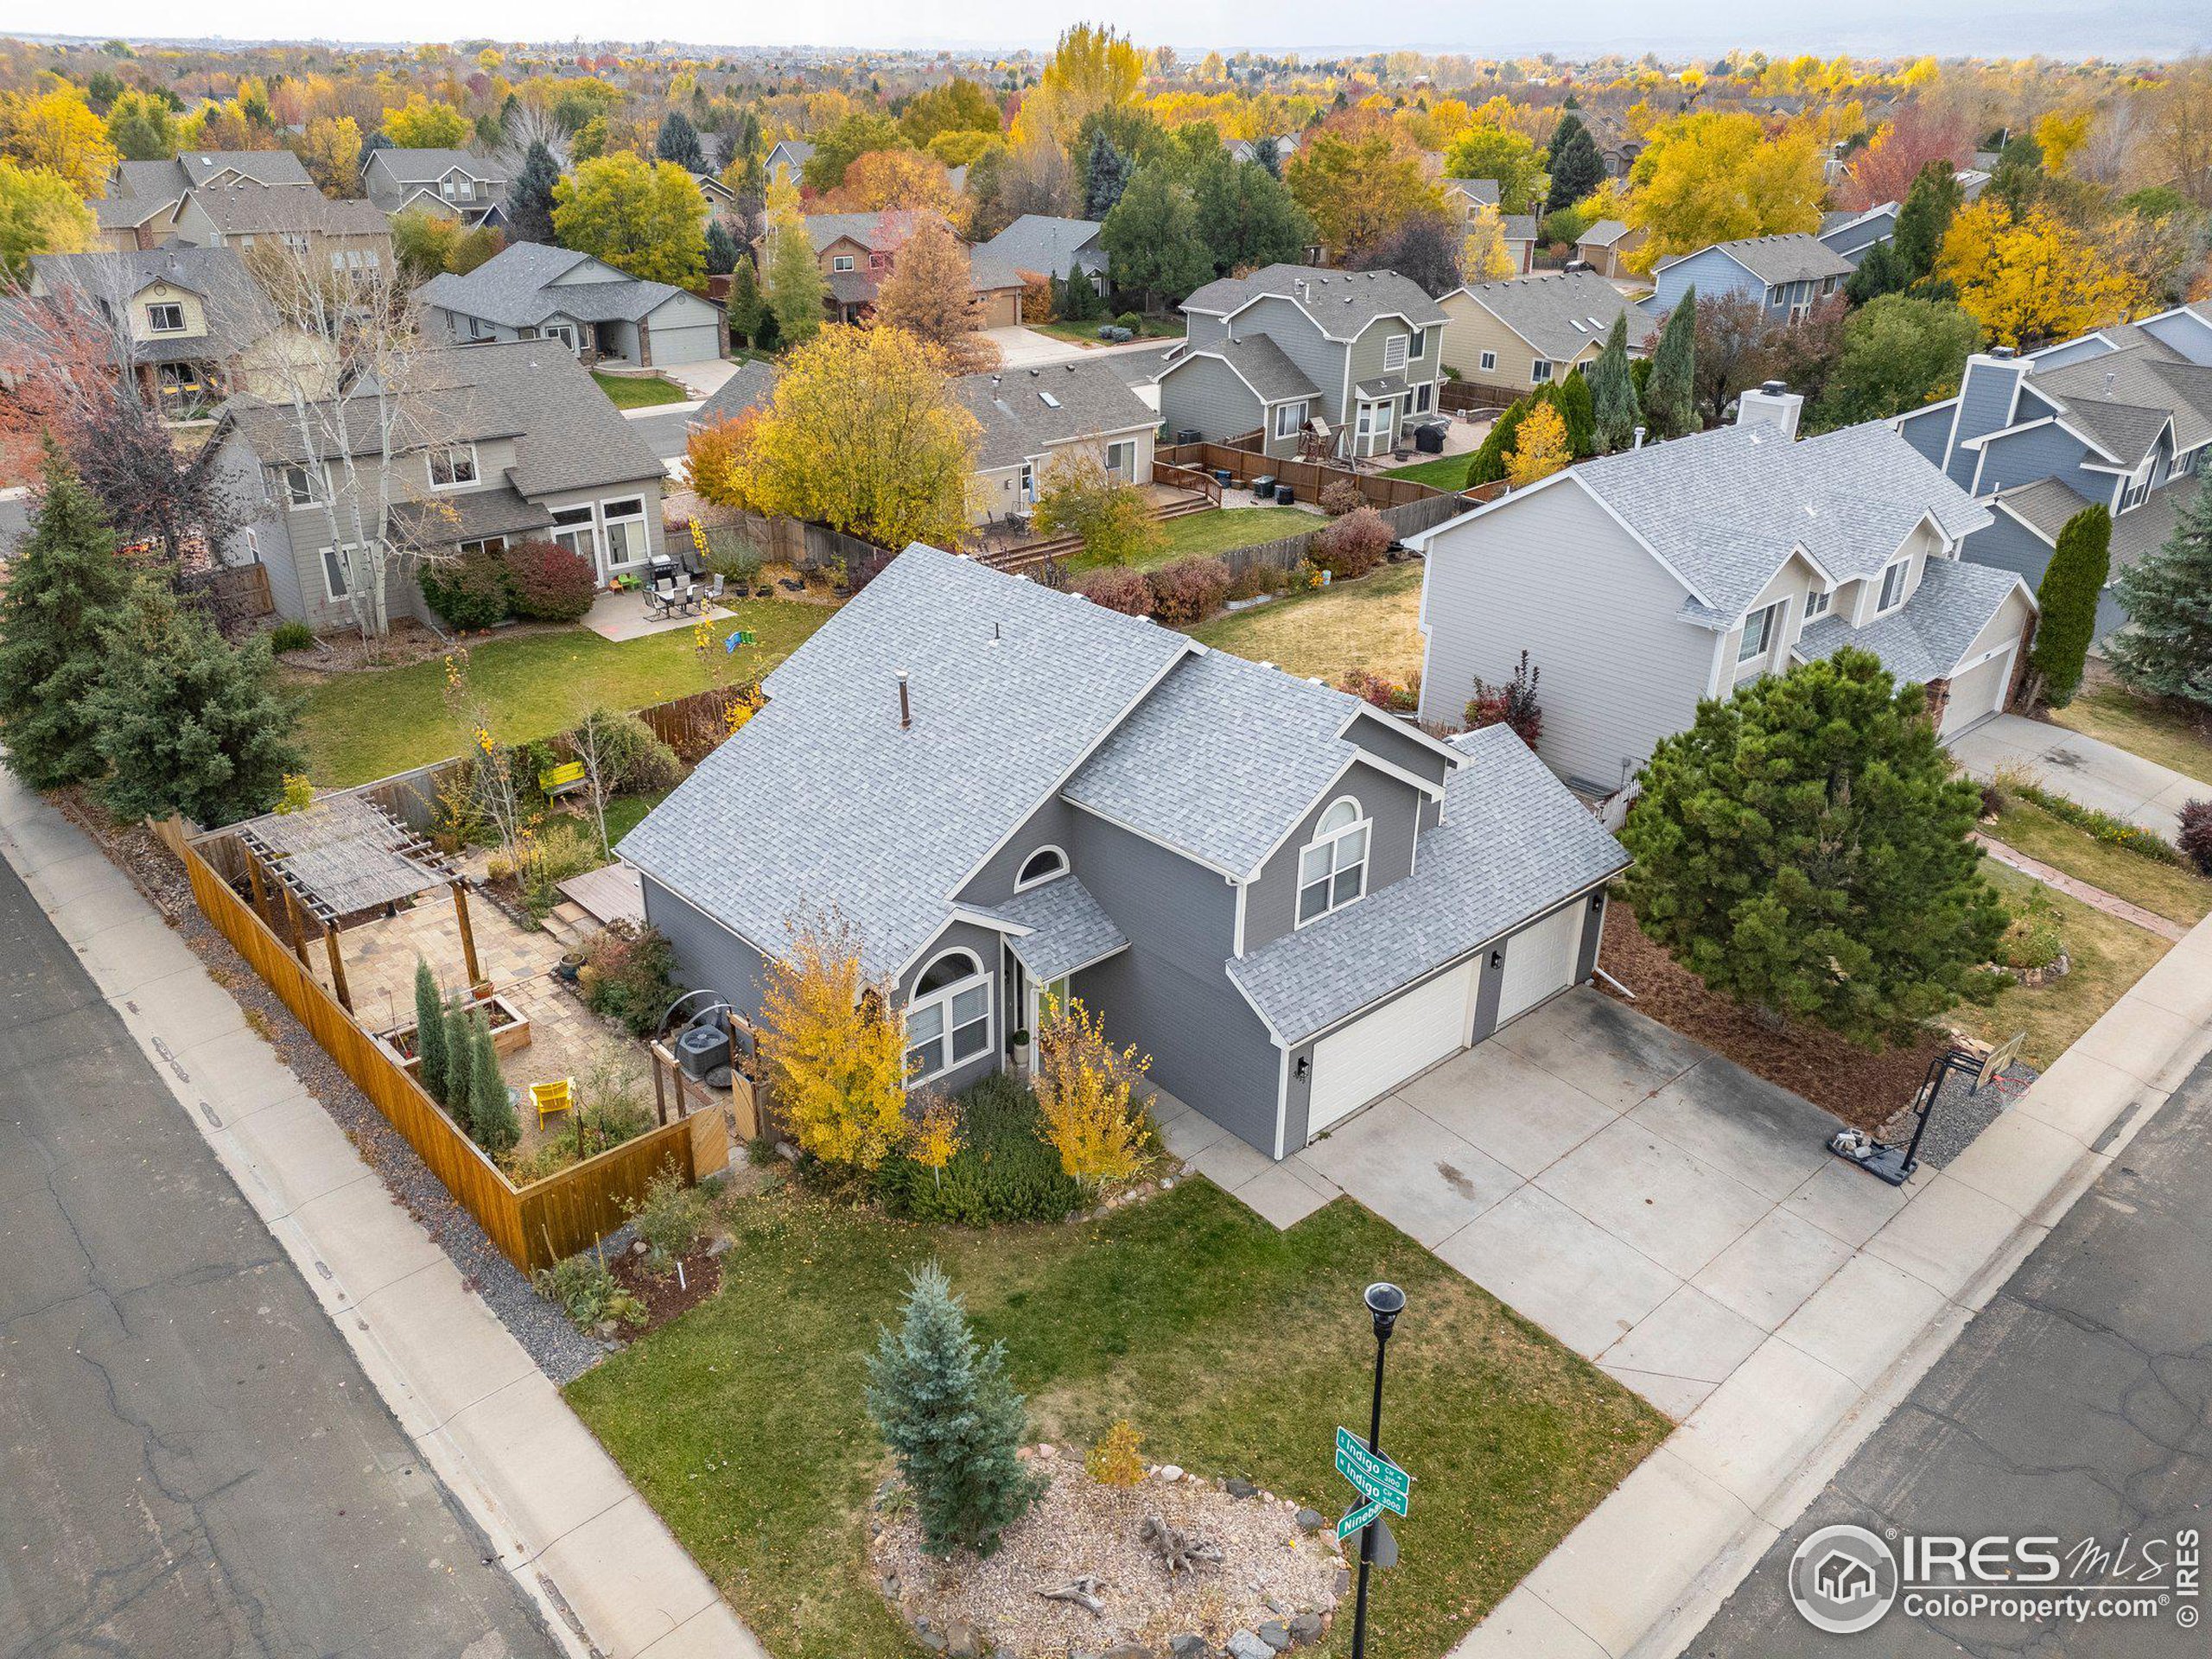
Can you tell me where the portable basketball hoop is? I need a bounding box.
[1829,1031,2026,1187]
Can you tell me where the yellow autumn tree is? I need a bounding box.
[825,149,959,214]
[1460,203,1520,283]
[1507,401,1571,487]
[758,914,909,1170]
[1010,23,1146,150]
[1085,1419,1145,1487]
[0,89,118,199]
[1935,201,2145,349]
[906,1093,963,1187]
[1033,995,1149,1190]
[381,93,470,149]
[1624,111,1824,270]
[743,325,979,550]
[294,116,363,195]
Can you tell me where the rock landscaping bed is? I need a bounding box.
[873,1451,1341,1659]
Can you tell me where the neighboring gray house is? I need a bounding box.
[361,148,513,227]
[620,544,1624,1158]
[978,214,1109,292]
[1155,265,1448,461]
[1411,390,2035,797]
[418,242,725,369]
[210,339,671,632]
[1646,232,1853,322]
[954,360,1160,523]
[1893,302,2212,642]
[765,139,814,188]
[1817,201,1898,266]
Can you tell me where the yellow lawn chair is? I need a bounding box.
[531,1077,575,1129]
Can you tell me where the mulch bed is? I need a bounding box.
[1597,899,1945,1133]
[607,1239,724,1330]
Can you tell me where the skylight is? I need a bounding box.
[1038,391,1061,409]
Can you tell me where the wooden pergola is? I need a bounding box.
[230,793,482,1014]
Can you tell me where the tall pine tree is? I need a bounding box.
[1544,116,1604,214]
[2107,475,2212,709]
[0,456,131,790]
[467,1014,519,1154]
[865,1263,1040,1557]
[507,141,561,245]
[1894,160,1964,282]
[2027,504,2110,708]
[413,961,450,1106]
[655,111,705,173]
[723,254,765,346]
[1588,313,1642,453]
[1082,129,1130,219]
[703,218,739,276]
[1645,287,1698,439]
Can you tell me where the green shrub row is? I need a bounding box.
[871,1072,1084,1226]
[2014,780,2183,866]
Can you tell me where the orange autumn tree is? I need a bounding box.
[873,216,1001,373]
[759,913,909,1169]
[683,407,761,509]
[825,149,960,215]
[1033,995,1149,1190]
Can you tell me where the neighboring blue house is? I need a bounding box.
[618,544,1625,1159]
[1647,232,1853,321]
[1817,202,1898,266]
[1894,302,2212,643]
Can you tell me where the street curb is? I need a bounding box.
[1449,912,2212,1659]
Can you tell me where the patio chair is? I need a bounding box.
[530,1077,574,1128]
[702,572,726,607]
[644,572,679,619]
[676,580,701,614]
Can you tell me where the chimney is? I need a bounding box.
[1989,345,2017,360]
[896,671,912,730]
[1733,379,1803,442]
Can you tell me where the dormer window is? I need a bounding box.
[1804,586,1833,620]
[429,445,479,490]
[2120,466,2152,512]
[147,302,185,334]
[1297,798,1369,927]
[1015,846,1068,890]
[1878,560,1909,612]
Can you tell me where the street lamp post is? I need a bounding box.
[1350,1281,1405,1659]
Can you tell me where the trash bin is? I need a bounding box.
[1275,483,1295,505]
[1214,469,1233,489]
[1249,474,1275,497]
[1175,429,1201,447]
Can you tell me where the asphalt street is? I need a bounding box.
[1687,1051,2212,1657]
[0,861,560,1658]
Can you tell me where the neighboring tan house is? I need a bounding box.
[1440,176,1500,222]
[98,150,341,253]
[1410,390,2033,797]
[785,211,1027,326]
[417,242,726,369]
[978,214,1109,294]
[170,185,394,276]
[1574,219,1647,278]
[361,148,513,227]
[1437,270,1657,394]
[1893,303,2212,643]
[1817,202,1898,266]
[1155,265,1447,461]
[1647,233,1853,322]
[620,543,1625,1159]
[23,248,321,418]
[211,339,671,632]
[956,360,1159,524]
[765,139,814,188]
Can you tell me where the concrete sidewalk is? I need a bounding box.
[1449,912,2212,1659]
[0,774,764,1659]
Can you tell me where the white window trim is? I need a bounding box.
[147,302,186,334]
[429,443,480,493]
[1804,585,1833,620]
[283,462,326,508]
[1383,334,1409,372]
[832,253,856,271]
[599,495,650,570]
[1104,438,1137,479]
[1737,600,1783,665]
[1877,559,1909,613]
[1478,349,1497,372]
[1274,400,1309,439]
[319,543,356,604]
[904,950,994,1084]
[1530,359,1554,384]
[1294,796,1370,930]
[1014,845,1069,891]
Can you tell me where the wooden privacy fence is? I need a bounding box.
[157,818,725,1274]
[1154,443,1454,510]
[690,512,889,578]
[1440,380,1519,416]
[1196,490,1474,583]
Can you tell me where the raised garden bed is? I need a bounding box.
[376,990,532,1071]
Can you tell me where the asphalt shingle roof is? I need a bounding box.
[696,359,783,424]
[386,484,555,550]
[980,215,1106,278]
[26,247,278,363]
[969,874,1128,981]
[1182,264,1448,339]
[186,184,390,238]
[803,210,950,255]
[1444,178,1501,206]
[1453,270,1657,363]
[1157,334,1319,403]
[116,152,313,202]
[2030,342,2212,461]
[368,148,510,186]
[1578,219,1631,247]
[953,361,1160,471]
[1227,726,1627,1046]
[617,545,1194,981]
[417,242,702,330]
[1792,556,2025,685]
[1991,476,2093,543]
[1665,232,1853,286]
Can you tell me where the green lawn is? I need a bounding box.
[1189,562,1427,687]
[2047,683,2212,788]
[567,1179,1667,1659]
[1032,315,1185,346]
[1383,453,1476,491]
[1068,505,1322,574]
[1961,861,2174,1068]
[592,371,690,409]
[1987,798,2212,926]
[292,600,831,785]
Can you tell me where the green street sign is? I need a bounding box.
[1335,1427,1410,1516]
[1337,1500,1382,1544]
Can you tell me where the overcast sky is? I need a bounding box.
[35,0,2209,60]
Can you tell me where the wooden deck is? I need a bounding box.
[556,861,646,927]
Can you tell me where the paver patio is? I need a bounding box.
[1173,988,1916,1420]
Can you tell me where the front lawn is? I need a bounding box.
[2046,683,2212,788]
[292,599,831,785]
[567,1179,1667,1659]
[1188,562,1427,687]
[592,371,690,409]
[1986,797,2212,926]
[1958,861,2174,1067]
[1383,453,1475,492]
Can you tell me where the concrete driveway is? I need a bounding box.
[1948,711,2203,840]
[1169,989,1910,1418]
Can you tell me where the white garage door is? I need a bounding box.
[1940,645,2014,739]
[1308,963,1476,1135]
[1495,904,1586,1027]
[648,321,723,367]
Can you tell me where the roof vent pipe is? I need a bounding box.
[897,671,912,730]
[1633,424,1647,449]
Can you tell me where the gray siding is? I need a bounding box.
[1345,710,1450,786]
[1418,481,1717,791]
[1945,360,2026,486]
[1230,296,1346,423]
[1185,312,1229,351]
[1156,355,1265,449]
[1650,247,1759,314]
[215,434,305,622]
[1242,760,1424,956]
[1895,402,1955,466]
[898,919,1006,1096]
[643,874,772,1023]
[1977,423,2096,497]
[958,796,1077,906]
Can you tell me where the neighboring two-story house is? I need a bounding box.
[417,242,726,369]
[1437,270,1657,395]
[1410,389,2033,798]
[620,544,1625,1158]
[1816,202,1898,266]
[1154,265,1447,461]
[210,339,670,632]
[785,212,1027,326]
[1646,233,1853,322]
[361,148,513,227]
[977,214,1109,295]
[764,139,814,188]
[1892,305,2212,643]
[101,150,321,246]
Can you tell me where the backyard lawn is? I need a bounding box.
[1188,562,1426,687]
[1959,861,2174,1067]
[291,599,832,785]
[567,1178,1668,1659]
[2047,682,2212,788]
[592,371,690,409]
[1986,798,2212,926]
[1383,453,1475,491]
[1069,504,1320,573]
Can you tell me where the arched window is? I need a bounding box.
[1015,845,1068,890]
[906,949,991,1082]
[1296,797,1370,926]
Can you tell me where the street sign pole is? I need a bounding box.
[1351,1282,1405,1659]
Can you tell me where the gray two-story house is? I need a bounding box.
[361,147,514,228]
[1893,302,2212,643]
[1646,233,1853,322]
[210,339,670,632]
[1154,265,1448,461]
[1411,389,2034,798]
[619,545,1625,1159]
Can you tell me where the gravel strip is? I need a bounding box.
[58,798,609,1385]
[1876,1058,2042,1169]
